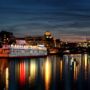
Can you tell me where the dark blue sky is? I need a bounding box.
[0,0,90,40]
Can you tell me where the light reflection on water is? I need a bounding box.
[5,67,9,90]
[44,57,51,90]
[0,54,89,90]
[29,60,37,83]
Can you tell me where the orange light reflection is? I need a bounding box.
[60,60,63,80]
[20,61,25,85]
[45,59,51,90]
[5,67,9,90]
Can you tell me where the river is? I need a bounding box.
[0,54,89,90]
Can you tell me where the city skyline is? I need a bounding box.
[0,0,90,41]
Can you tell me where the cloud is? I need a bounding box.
[0,0,90,41]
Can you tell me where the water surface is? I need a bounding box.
[0,54,89,90]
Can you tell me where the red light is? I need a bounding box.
[20,61,25,85]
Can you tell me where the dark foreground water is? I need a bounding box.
[0,54,90,90]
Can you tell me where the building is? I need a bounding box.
[0,31,16,45]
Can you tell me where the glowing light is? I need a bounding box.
[60,60,63,80]
[5,67,9,90]
[29,60,37,82]
[84,54,87,80]
[74,61,77,81]
[20,61,25,85]
[45,59,51,90]
[85,54,87,69]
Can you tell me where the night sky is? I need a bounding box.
[0,0,90,41]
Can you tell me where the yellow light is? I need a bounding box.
[74,61,76,81]
[84,54,87,80]
[5,67,9,90]
[85,54,87,69]
[29,60,37,82]
[45,59,51,90]
[45,32,51,36]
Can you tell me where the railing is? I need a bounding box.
[0,45,47,57]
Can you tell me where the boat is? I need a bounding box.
[0,45,47,58]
